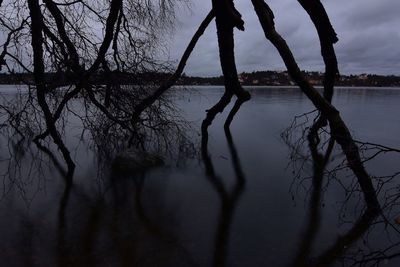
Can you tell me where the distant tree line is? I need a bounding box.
[0,72,171,86]
[1,71,399,87]
[176,71,400,87]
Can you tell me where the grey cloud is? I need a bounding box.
[337,27,400,74]
[167,0,400,76]
[340,1,399,30]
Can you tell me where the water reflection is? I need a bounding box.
[2,87,400,266]
[202,128,246,267]
[2,124,400,266]
[284,112,400,266]
[53,170,203,267]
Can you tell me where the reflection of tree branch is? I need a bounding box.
[291,132,332,266]
[225,128,245,186]
[57,183,72,267]
[202,91,234,149]
[33,138,67,177]
[310,209,378,267]
[286,116,400,266]
[201,128,246,267]
[224,98,246,130]
[108,168,198,263]
[350,245,400,266]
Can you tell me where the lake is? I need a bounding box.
[1,85,400,266]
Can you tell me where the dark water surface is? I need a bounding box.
[1,86,400,266]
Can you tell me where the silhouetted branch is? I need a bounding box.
[298,0,339,103]
[201,1,251,139]
[251,0,379,210]
[1,0,189,184]
[132,10,216,122]
[287,115,400,266]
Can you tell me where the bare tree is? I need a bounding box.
[0,0,208,183]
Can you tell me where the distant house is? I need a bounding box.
[309,79,320,85]
[358,74,368,80]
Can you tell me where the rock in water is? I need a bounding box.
[112,150,164,172]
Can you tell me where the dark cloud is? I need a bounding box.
[168,0,400,76]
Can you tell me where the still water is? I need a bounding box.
[1,86,400,266]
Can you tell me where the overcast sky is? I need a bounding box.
[167,0,400,77]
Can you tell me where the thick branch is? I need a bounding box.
[251,0,379,210]
[298,0,339,102]
[201,0,251,133]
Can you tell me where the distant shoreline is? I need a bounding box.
[174,85,400,90]
[1,71,400,87]
[1,84,400,90]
